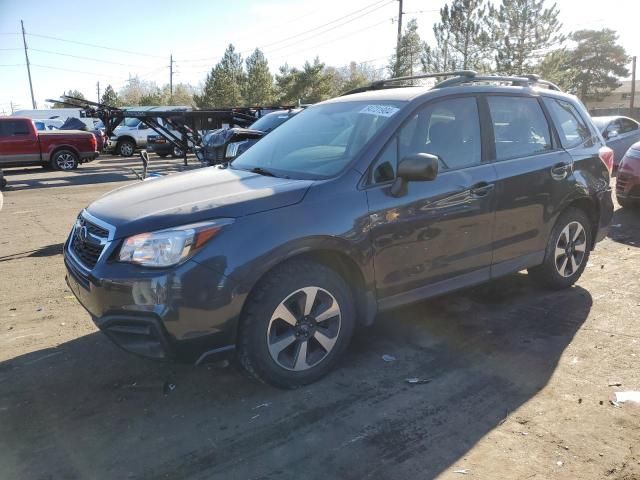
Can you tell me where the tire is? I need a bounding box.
[51,150,79,171]
[528,207,592,290]
[238,260,355,389]
[171,146,184,158]
[117,139,135,157]
[617,196,636,209]
[156,152,170,158]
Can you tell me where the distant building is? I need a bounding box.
[589,80,640,110]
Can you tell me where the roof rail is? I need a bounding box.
[341,70,477,96]
[433,73,562,91]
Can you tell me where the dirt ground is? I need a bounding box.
[1,156,639,480]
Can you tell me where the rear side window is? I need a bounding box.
[487,96,552,160]
[542,98,594,149]
[618,118,639,134]
[0,120,31,136]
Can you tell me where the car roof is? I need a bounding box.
[323,84,577,105]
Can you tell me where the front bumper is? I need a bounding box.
[64,234,244,364]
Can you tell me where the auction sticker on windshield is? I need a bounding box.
[360,104,400,117]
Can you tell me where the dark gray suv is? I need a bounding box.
[64,72,614,388]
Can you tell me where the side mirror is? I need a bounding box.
[390,153,439,197]
[607,130,619,139]
[138,123,149,130]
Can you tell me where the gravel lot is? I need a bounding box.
[1,155,639,480]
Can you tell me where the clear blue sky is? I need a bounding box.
[1,0,638,113]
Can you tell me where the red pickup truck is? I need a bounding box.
[0,117,98,171]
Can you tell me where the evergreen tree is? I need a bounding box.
[244,49,274,105]
[100,84,119,107]
[194,44,245,107]
[426,0,491,72]
[490,0,564,75]
[52,89,85,108]
[565,29,629,106]
[388,19,423,78]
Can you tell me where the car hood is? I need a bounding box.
[87,166,313,238]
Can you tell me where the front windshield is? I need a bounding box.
[232,100,404,179]
[249,112,292,133]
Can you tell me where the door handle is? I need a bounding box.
[469,182,495,197]
[551,162,570,179]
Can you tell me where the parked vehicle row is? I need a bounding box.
[64,73,614,388]
[592,115,640,166]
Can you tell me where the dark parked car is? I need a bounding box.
[64,74,613,388]
[592,116,640,166]
[616,140,640,208]
[197,109,301,165]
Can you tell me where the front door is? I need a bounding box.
[0,119,40,166]
[366,96,497,302]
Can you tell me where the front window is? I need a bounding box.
[249,112,292,133]
[231,101,405,179]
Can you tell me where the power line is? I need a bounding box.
[30,63,126,78]
[267,18,393,63]
[25,32,165,58]
[28,48,149,67]
[180,0,394,64]
[0,64,25,67]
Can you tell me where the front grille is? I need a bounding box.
[69,215,110,269]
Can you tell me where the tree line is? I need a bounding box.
[57,0,631,110]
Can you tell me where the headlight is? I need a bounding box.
[225,141,247,159]
[118,219,233,267]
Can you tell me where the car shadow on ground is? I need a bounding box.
[0,274,591,480]
[1,158,199,192]
[607,206,640,247]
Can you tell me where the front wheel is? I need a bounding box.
[528,208,592,290]
[238,260,355,389]
[51,150,79,171]
[117,139,135,157]
[171,146,184,158]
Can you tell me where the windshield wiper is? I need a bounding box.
[248,167,278,177]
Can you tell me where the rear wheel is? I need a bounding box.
[51,150,79,171]
[528,207,591,290]
[238,260,355,389]
[117,139,135,157]
[171,146,184,158]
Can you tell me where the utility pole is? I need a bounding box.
[96,81,101,103]
[169,54,174,103]
[20,20,36,109]
[395,0,403,77]
[631,56,637,118]
[10,101,15,114]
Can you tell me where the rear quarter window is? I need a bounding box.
[542,97,595,149]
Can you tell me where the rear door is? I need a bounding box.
[486,94,574,276]
[0,119,40,166]
[366,95,497,302]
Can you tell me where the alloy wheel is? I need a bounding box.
[120,143,134,156]
[554,221,587,277]
[266,286,341,371]
[56,152,76,170]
